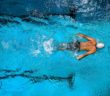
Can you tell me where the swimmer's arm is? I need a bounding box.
[76,49,96,60]
[78,33,96,44]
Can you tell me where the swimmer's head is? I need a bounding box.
[96,42,104,48]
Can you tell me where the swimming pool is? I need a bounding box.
[0,15,110,96]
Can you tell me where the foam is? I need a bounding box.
[43,39,54,54]
[31,49,40,57]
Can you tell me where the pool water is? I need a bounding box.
[0,16,110,96]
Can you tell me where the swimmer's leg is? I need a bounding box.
[57,45,66,50]
[56,43,68,51]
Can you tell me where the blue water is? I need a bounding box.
[0,16,110,96]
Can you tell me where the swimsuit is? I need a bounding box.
[66,40,80,51]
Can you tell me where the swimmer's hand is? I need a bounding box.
[76,55,84,60]
[77,33,85,37]
[76,53,88,60]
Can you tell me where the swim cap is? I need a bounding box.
[96,43,104,48]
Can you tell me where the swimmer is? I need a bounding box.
[58,33,104,60]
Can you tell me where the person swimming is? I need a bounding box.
[58,33,104,60]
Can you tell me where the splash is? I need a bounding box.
[31,49,40,57]
[43,39,54,54]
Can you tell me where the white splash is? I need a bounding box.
[31,49,40,57]
[43,39,54,54]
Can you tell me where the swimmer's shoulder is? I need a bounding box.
[89,39,96,45]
